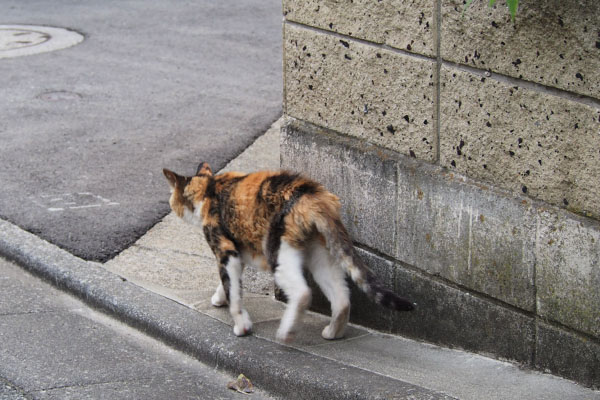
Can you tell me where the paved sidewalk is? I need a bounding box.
[1,119,598,399]
[0,258,275,400]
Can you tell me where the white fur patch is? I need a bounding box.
[306,241,350,339]
[274,241,310,341]
[225,256,253,336]
[211,283,227,307]
[181,201,204,226]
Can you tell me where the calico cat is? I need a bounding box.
[163,162,414,343]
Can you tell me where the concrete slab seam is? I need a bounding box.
[132,243,214,261]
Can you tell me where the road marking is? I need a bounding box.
[30,192,120,212]
[0,25,84,59]
[69,204,102,210]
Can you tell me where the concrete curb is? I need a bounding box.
[0,218,452,400]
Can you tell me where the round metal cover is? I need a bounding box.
[0,24,83,59]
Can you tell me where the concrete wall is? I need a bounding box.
[280,0,600,388]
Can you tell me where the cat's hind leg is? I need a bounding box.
[273,241,311,343]
[307,241,350,340]
[221,255,252,336]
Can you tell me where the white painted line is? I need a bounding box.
[68,204,102,210]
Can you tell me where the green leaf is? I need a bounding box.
[462,0,474,17]
[507,0,519,21]
[463,0,519,20]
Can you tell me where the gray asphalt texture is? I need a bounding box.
[0,0,282,262]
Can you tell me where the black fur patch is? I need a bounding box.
[203,225,220,248]
[177,174,192,188]
[360,256,414,312]
[266,172,301,193]
[219,267,231,302]
[204,179,217,200]
[219,249,239,266]
[376,286,414,311]
[210,176,247,248]
[266,212,286,269]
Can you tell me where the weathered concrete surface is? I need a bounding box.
[442,0,600,99]
[536,322,600,388]
[305,331,592,400]
[391,258,535,364]
[283,0,436,57]
[283,118,536,311]
[396,154,537,311]
[281,118,398,256]
[0,259,275,400]
[284,23,437,160]
[281,118,600,386]
[440,67,600,219]
[535,210,600,338]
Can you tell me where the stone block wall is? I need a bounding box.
[280,0,600,388]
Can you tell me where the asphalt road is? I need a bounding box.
[0,0,282,261]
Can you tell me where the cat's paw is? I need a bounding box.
[233,310,252,336]
[321,325,345,340]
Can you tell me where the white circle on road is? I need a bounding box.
[0,25,83,59]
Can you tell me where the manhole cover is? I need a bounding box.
[0,25,83,59]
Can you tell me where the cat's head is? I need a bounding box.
[162,162,213,222]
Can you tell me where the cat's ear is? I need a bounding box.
[196,162,213,176]
[163,168,181,189]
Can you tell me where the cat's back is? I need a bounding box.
[216,170,321,201]
[216,169,328,221]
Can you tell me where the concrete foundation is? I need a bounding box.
[281,119,600,388]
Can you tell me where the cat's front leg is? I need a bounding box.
[211,282,227,307]
[221,254,253,336]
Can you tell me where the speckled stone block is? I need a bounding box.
[283,0,436,57]
[281,119,398,256]
[284,23,437,161]
[440,67,600,219]
[442,0,600,99]
[396,152,537,311]
[536,210,600,338]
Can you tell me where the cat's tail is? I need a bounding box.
[310,196,415,312]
